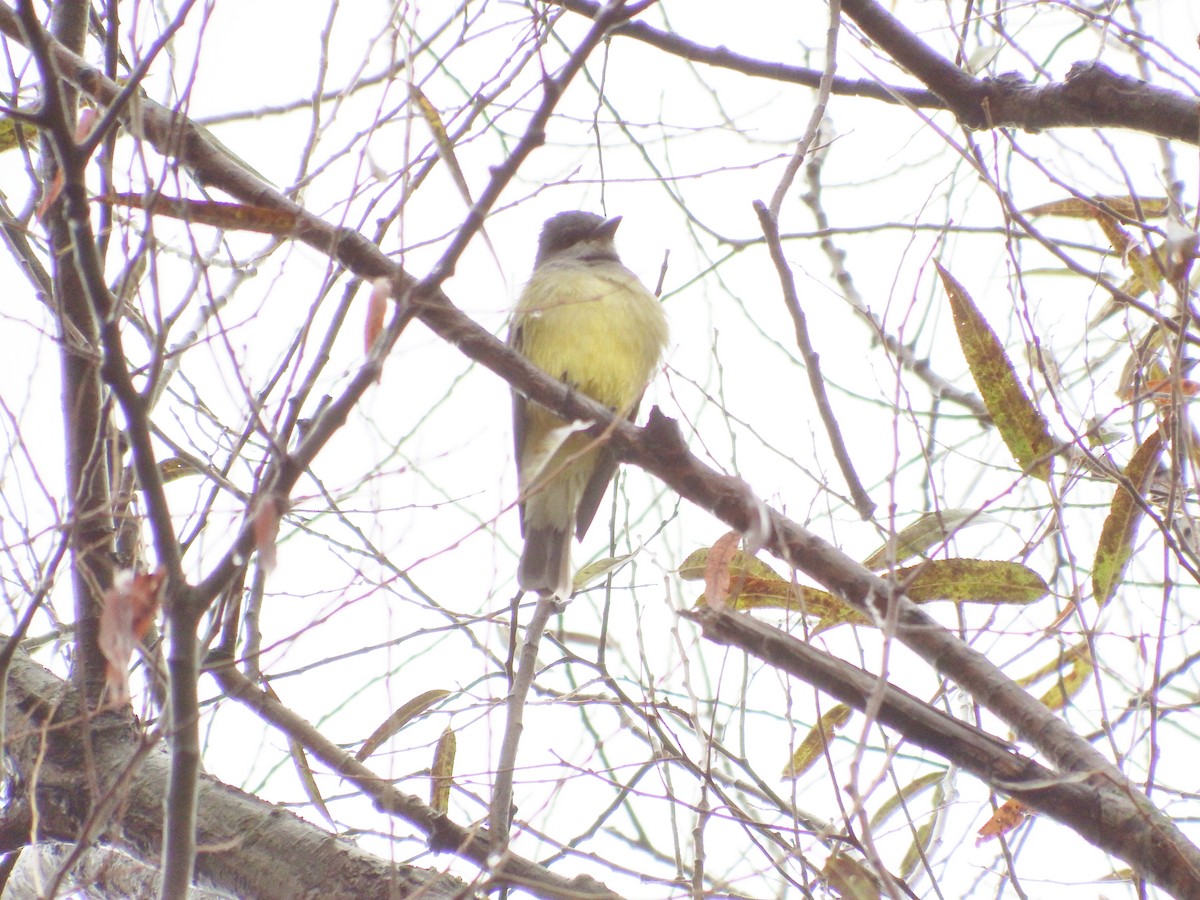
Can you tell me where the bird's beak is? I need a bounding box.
[596,216,622,239]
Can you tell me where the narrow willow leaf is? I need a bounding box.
[1024,195,1169,220]
[870,770,947,829]
[157,456,199,483]
[899,820,936,880]
[357,689,451,762]
[430,726,456,815]
[1038,646,1094,712]
[0,117,21,153]
[1014,642,1091,690]
[782,705,852,779]
[936,263,1059,480]
[1093,211,1163,298]
[899,559,1049,604]
[863,509,997,569]
[410,84,473,207]
[681,545,864,622]
[289,737,335,829]
[573,553,634,592]
[1092,430,1163,608]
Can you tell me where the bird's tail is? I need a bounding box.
[517,522,573,601]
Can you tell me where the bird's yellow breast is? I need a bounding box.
[513,262,668,411]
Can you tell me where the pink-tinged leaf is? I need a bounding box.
[98,569,165,704]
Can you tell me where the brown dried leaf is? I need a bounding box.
[702,531,742,609]
[976,798,1030,845]
[99,569,165,703]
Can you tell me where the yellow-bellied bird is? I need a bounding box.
[509,211,669,600]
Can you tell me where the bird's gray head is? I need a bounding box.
[534,211,622,268]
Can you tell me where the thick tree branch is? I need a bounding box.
[2,644,470,899]
[555,0,1200,143]
[553,0,945,109]
[837,0,1200,142]
[686,603,1197,894]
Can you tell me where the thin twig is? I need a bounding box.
[768,0,840,216]
[490,592,559,850]
[753,200,875,519]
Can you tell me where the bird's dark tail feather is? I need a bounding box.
[518,524,573,600]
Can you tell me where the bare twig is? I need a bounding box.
[753,200,875,519]
[489,593,559,850]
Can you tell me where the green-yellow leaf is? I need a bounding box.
[1037,647,1094,712]
[158,456,199,484]
[681,546,864,623]
[289,737,335,828]
[0,117,21,154]
[871,770,947,829]
[863,509,997,569]
[899,559,1049,604]
[782,705,852,779]
[357,689,451,761]
[1093,211,1164,299]
[410,84,473,207]
[573,554,635,592]
[1015,641,1090,689]
[1092,429,1163,608]
[936,262,1059,480]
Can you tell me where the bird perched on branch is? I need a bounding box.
[509,211,669,600]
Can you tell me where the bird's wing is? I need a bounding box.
[573,395,642,541]
[509,321,530,537]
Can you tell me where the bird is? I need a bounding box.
[509,211,669,600]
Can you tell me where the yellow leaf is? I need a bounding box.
[357,689,451,761]
[862,509,997,569]
[0,117,21,153]
[899,559,1049,604]
[1037,646,1094,712]
[1092,430,1163,608]
[1093,211,1163,297]
[573,553,635,592]
[782,705,852,779]
[1014,641,1091,689]
[678,546,783,581]
[410,84,473,207]
[936,262,1059,480]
